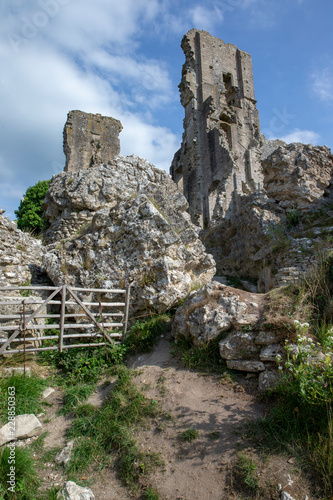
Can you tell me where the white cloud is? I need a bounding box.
[189,5,224,32]
[311,68,333,102]
[0,0,182,218]
[278,128,320,145]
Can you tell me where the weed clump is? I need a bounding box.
[179,428,199,442]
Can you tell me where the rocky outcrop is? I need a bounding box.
[172,281,264,344]
[64,110,122,172]
[0,210,45,287]
[43,155,215,315]
[263,142,333,208]
[172,281,283,385]
[171,30,333,291]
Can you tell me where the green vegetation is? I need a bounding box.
[286,207,302,228]
[125,314,170,354]
[0,447,40,500]
[143,486,159,499]
[179,428,199,442]
[234,454,259,493]
[40,343,126,385]
[171,335,227,374]
[0,375,46,425]
[253,254,333,496]
[67,365,163,489]
[15,180,51,234]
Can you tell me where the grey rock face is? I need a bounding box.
[258,369,281,391]
[172,281,262,344]
[0,414,42,446]
[63,110,122,172]
[226,360,266,372]
[263,143,333,208]
[43,155,215,315]
[219,331,260,360]
[0,211,45,287]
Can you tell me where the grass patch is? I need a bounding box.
[0,446,40,499]
[171,335,227,374]
[125,314,170,354]
[0,375,46,425]
[67,437,110,477]
[234,453,259,493]
[40,344,126,385]
[61,383,96,414]
[67,365,163,491]
[143,485,159,499]
[179,428,199,442]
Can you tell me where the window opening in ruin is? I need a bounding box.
[175,165,183,192]
[207,179,221,222]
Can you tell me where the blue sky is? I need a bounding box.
[0,0,332,219]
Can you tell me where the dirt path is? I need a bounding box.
[34,338,314,499]
[128,337,266,500]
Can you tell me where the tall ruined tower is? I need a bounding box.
[171,29,263,227]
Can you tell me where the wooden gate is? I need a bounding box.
[0,285,131,356]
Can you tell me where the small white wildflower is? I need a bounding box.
[278,366,283,371]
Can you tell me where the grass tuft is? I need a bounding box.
[0,446,40,499]
[179,428,199,442]
[0,375,46,425]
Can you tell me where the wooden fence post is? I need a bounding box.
[122,284,132,341]
[59,285,66,353]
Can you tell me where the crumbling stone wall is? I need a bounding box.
[63,110,122,172]
[171,29,262,227]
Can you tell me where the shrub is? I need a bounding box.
[15,180,50,234]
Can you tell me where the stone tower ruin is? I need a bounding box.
[171,29,263,227]
[63,110,123,172]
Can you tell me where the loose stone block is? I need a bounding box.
[226,360,266,372]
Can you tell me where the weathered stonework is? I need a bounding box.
[171,29,262,227]
[43,155,216,316]
[63,110,123,172]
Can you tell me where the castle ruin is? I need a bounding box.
[171,29,263,227]
[63,110,123,172]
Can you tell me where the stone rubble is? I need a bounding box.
[55,440,74,467]
[172,281,283,386]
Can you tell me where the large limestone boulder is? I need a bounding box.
[172,281,285,381]
[43,155,215,315]
[172,281,263,344]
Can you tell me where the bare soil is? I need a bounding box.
[28,337,316,499]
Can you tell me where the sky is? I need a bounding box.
[0,0,333,219]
